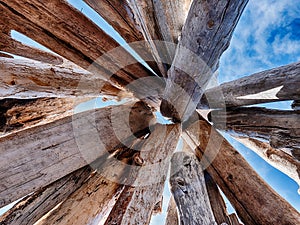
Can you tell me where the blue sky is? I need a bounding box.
[0,0,299,223]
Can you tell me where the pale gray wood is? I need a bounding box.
[233,137,300,192]
[182,115,300,225]
[125,0,192,76]
[0,166,92,225]
[170,152,216,225]
[0,58,120,99]
[105,124,181,225]
[204,171,232,225]
[198,61,300,108]
[209,107,300,160]
[165,197,179,225]
[34,147,135,225]
[0,31,63,65]
[160,0,249,122]
[0,101,153,207]
[83,0,162,76]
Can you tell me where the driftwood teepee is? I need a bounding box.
[0,0,299,224]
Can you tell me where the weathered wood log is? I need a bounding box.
[0,57,123,99]
[233,137,300,192]
[204,171,232,225]
[209,107,300,159]
[161,0,248,122]
[0,0,158,100]
[229,214,241,225]
[0,98,86,136]
[83,0,162,76]
[0,166,92,225]
[199,61,300,108]
[0,31,63,65]
[165,197,179,225]
[0,101,153,207]
[0,52,13,58]
[34,145,138,225]
[126,0,192,76]
[105,124,180,225]
[182,114,300,225]
[169,152,216,225]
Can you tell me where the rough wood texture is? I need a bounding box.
[165,197,179,225]
[233,136,300,192]
[229,214,241,225]
[170,152,216,225]
[124,0,192,76]
[182,115,300,225]
[0,166,92,225]
[0,101,153,207]
[0,0,156,98]
[204,171,232,225]
[160,0,248,122]
[0,98,84,136]
[35,147,136,225]
[83,0,161,76]
[0,31,63,65]
[0,58,123,98]
[105,124,181,225]
[209,107,300,159]
[199,61,300,108]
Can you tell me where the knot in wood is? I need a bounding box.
[207,19,215,29]
[133,153,144,166]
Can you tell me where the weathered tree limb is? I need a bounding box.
[0,101,153,207]
[83,0,162,76]
[126,0,190,76]
[209,107,300,159]
[0,57,123,99]
[229,214,241,225]
[0,31,63,65]
[161,0,249,122]
[204,171,232,225]
[34,145,140,225]
[105,124,180,225]
[165,197,179,225]
[233,136,300,192]
[182,115,300,225]
[170,152,216,225]
[0,166,92,225]
[0,0,158,103]
[0,98,86,136]
[199,61,300,109]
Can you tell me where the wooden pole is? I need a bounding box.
[169,152,216,225]
[182,115,300,225]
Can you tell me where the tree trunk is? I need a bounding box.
[0,31,63,65]
[160,0,248,122]
[0,101,153,207]
[0,166,92,225]
[209,107,300,159]
[182,114,300,225]
[204,171,232,225]
[170,152,216,225]
[198,61,300,108]
[165,197,179,225]
[0,58,122,98]
[233,136,300,192]
[105,124,180,225]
